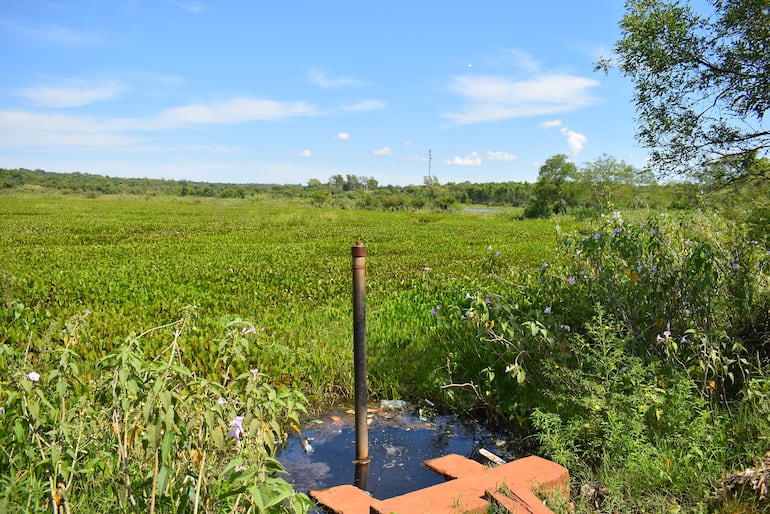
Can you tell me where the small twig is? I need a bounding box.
[193,450,207,514]
[440,382,484,401]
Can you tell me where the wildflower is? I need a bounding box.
[465,293,473,300]
[84,310,91,316]
[731,263,739,270]
[567,276,576,285]
[560,324,571,332]
[656,330,672,342]
[651,229,657,236]
[0,407,5,416]
[431,305,441,316]
[594,233,601,240]
[422,266,432,272]
[544,306,552,314]
[681,336,688,343]
[217,397,228,405]
[250,368,259,380]
[505,363,515,373]
[487,245,493,251]
[462,310,472,320]
[614,227,623,235]
[227,416,245,442]
[28,371,40,382]
[234,464,246,472]
[241,326,256,335]
[612,211,621,220]
[651,265,658,272]
[538,262,549,271]
[495,251,500,257]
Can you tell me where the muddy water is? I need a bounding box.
[277,404,522,500]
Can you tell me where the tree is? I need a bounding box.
[600,0,770,183]
[524,154,577,218]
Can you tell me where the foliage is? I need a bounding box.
[433,210,770,511]
[601,0,770,182]
[0,194,558,406]
[524,154,578,218]
[0,307,311,513]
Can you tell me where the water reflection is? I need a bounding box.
[277,406,521,500]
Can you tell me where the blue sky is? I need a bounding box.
[0,1,645,186]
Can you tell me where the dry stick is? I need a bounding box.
[113,410,140,514]
[149,448,159,514]
[193,450,207,514]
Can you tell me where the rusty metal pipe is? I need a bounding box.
[351,242,370,467]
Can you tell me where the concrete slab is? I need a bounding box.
[309,454,569,514]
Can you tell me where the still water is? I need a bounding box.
[277,404,522,500]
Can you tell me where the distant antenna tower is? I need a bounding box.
[428,149,432,182]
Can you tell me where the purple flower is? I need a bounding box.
[614,227,623,235]
[84,310,91,316]
[567,276,577,285]
[250,368,259,380]
[539,262,549,270]
[241,326,256,335]
[495,251,501,257]
[731,263,739,270]
[544,306,552,314]
[227,416,245,442]
[217,397,228,405]
[431,305,441,316]
[594,233,601,240]
[28,371,40,382]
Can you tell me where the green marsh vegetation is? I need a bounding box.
[1,167,770,512]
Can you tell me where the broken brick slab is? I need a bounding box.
[308,484,383,514]
[309,454,569,514]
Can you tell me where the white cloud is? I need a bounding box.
[171,1,206,13]
[334,132,350,141]
[540,119,562,129]
[485,150,516,161]
[445,74,599,125]
[0,20,100,45]
[444,152,482,166]
[561,127,588,156]
[155,97,318,127]
[0,110,141,148]
[308,68,364,88]
[372,146,392,156]
[0,95,320,148]
[403,140,412,147]
[298,149,312,158]
[341,100,386,112]
[18,81,127,108]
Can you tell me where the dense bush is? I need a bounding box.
[433,210,770,511]
[0,307,311,513]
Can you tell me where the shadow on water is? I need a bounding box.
[277,403,527,502]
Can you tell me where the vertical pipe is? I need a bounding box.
[351,242,370,468]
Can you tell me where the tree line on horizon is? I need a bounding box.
[0,153,708,216]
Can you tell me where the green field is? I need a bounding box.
[1,193,558,404]
[4,192,769,512]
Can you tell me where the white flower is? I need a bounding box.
[28,371,40,382]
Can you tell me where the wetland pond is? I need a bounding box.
[277,401,527,501]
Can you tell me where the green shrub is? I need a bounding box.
[433,210,770,511]
[0,306,311,513]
